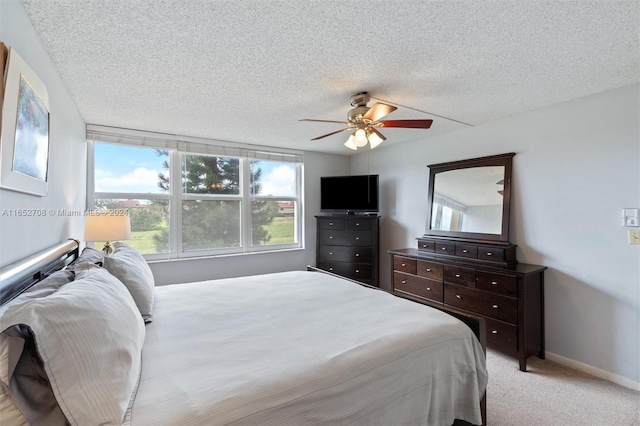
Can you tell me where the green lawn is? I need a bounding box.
[129,230,164,254]
[116,216,295,253]
[263,216,295,244]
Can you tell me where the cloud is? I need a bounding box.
[95,167,163,193]
[260,165,296,196]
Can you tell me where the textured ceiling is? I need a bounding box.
[21,0,640,155]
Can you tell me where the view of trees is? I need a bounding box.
[96,152,288,254]
[154,152,279,252]
[92,141,298,257]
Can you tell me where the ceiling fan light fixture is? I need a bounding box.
[344,134,358,150]
[354,128,368,147]
[301,92,434,150]
[367,130,384,149]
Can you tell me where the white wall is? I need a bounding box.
[0,0,86,267]
[351,84,640,388]
[149,151,350,284]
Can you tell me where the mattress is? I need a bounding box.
[128,270,487,425]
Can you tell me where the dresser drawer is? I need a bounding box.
[345,219,372,231]
[318,262,372,281]
[318,245,372,263]
[478,246,506,261]
[443,265,476,287]
[476,270,517,297]
[444,284,517,323]
[455,243,478,259]
[435,242,455,255]
[318,230,371,246]
[417,260,443,280]
[485,317,518,352]
[417,239,435,252]
[394,272,443,303]
[317,218,345,230]
[393,256,417,274]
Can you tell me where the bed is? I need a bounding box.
[0,240,487,426]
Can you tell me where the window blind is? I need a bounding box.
[86,124,303,163]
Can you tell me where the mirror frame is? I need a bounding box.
[425,152,515,243]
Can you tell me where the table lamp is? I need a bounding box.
[84,213,131,255]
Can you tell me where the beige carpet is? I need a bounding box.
[485,349,640,425]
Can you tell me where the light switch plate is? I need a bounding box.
[629,229,640,245]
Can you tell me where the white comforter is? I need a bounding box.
[128,270,487,426]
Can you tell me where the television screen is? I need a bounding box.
[320,175,379,213]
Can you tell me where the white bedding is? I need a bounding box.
[128,270,487,426]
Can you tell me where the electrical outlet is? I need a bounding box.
[623,208,639,227]
[629,229,640,245]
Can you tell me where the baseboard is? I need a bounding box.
[546,351,640,391]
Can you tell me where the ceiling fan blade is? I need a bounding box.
[363,102,397,122]
[377,119,433,129]
[299,119,351,125]
[368,127,386,141]
[310,127,353,141]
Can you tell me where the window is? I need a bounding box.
[431,195,465,232]
[87,127,303,260]
[91,144,170,256]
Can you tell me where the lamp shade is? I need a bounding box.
[84,213,131,242]
[367,131,384,149]
[354,129,368,147]
[344,134,358,150]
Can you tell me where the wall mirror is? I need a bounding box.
[425,153,515,243]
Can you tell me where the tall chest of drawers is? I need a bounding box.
[316,215,379,286]
[389,245,546,371]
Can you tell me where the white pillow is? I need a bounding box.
[0,267,145,426]
[0,270,74,387]
[102,241,155,322]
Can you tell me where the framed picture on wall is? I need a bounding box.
[0,42,8,134]
[0,46,50,196]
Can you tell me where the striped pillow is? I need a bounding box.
[103,242,155,323]
[0,266,145,426]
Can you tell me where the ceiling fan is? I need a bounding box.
[300,92,433,150]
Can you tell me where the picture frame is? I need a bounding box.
[0,46,50,196]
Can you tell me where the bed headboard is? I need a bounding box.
[0,239,80,306]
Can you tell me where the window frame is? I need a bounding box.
[87,128,304,261]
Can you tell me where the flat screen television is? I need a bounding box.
[320,174,379,214]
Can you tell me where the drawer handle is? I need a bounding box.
[462,249,468,253]
[422,244,427,248]
[491,281,498,285]
[455,274,461,278]
[426,287,431,291]
[492,304,499,309]
[486,252,493,256]
[456,294,461,299]
[401,280,407,284]
[355,237,360,240]
[355,269,360,273]
[329,251,333,255]
[441,247,447,251]
[355,223,360,226]
[329,222,333,226]
[426,268,431,272]
[329,236,333,239]
[401,263,406,267]
[355,253,360,257]
[491,330,498,334]
[329,268,333,271]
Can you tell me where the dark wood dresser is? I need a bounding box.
[389,237,546,371]
[315,215,379,286]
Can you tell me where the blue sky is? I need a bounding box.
[94,143,295,196]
